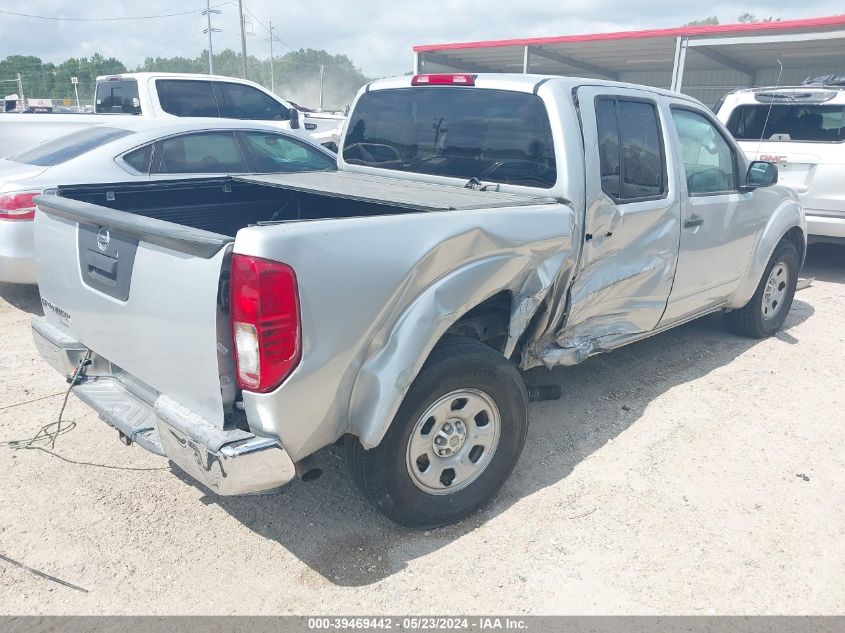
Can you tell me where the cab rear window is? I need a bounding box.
[11,127,134,166]
[343,87,557,188]
[95,79,141,114]
[726,104,845,143]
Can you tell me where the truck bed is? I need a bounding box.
[57,171,556,238]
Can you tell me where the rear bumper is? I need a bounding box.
[0,219,36,284]
[32,317,296,495]
[806,212,845,242]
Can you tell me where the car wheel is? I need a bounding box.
[725,239,799,338]
[346,335,528,528]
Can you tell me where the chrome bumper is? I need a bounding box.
[32,317,296,495]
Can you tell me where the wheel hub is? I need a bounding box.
[761,261,789,320]
[405,388,502,495]
[433,419,466,456]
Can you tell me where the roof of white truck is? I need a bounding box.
[235,171,558,211]
[724,84,845,104]
[95,71,271,88]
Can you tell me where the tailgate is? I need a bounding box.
[33,194,234,425]
[743,144,822,194]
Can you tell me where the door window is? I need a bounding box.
[155,132,247,174]
[241,132,336,172]
[595,97,666,201]
[122,144,153,173]
[156,80,220,117]
[596,100,620,197]
[672,108,737,195]
[215,82,289,120]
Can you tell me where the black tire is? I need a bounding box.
[725,239,799,338]
[346,335,529,528]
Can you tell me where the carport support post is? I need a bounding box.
[671,36,688,93]
[523,46,531,74]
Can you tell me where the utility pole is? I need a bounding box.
[202,0,221,75]
[266,19,275,93]
[319,64,324,111]
[238,0,248,79]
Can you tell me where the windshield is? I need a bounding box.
[726,103,845,143]
[343,87,557,188]
[11,127,134,166]
[95,79,141,114]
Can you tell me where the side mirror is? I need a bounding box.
[745,160,778,189]
[289,108,300,130]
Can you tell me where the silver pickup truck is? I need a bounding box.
[31,74,805,528]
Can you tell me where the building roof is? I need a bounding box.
[413,14,845,98]
[414,14,845,53]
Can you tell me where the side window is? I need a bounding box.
[157,80,220,117]
[241,132,336,172]
[215,82,288,120]
[123,144,152,173]
[155,132,247,174]
[595,97,666,201]
[671,108,737,195]
[596,99,620,198]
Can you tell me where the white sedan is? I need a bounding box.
[0,118,337,283]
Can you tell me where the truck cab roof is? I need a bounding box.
[369,73,704,102]
[95,72,272,90]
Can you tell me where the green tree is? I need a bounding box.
[736,13,780,23]
[684,17,719,26]
[1,47,368,110]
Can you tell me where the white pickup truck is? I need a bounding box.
[31,73,804,528]
[717,78,845,243]
[0,72,344,155]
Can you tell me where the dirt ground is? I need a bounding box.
[0,244,843,615]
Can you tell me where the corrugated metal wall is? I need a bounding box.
[419,54,840,110]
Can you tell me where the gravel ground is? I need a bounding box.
[0,244,843,615]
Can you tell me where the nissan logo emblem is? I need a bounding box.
[96,227,110,251]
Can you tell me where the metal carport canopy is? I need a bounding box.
[413,15,845,106]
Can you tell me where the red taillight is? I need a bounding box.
[411,74,476,86]
[0,192,38,221]
[230,254,301,392]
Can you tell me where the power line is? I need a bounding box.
[241,4,296,52]
[0,4,233,22]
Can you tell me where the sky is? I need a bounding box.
[1,0,843,78]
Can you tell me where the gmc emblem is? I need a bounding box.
[760,154,787,163]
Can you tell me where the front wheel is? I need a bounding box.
[725,240,799,338]
[346,336,529,528]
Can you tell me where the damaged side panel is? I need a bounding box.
[236,203,576,457]
[526,86,683,368]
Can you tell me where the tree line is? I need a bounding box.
[0,48,371,110]
[685,13,779,27]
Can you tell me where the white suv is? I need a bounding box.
[718,78,845,244]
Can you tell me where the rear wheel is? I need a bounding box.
[346,336,528,528]
[725,240,799,338]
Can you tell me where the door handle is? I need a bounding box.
[684,216,704,229]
